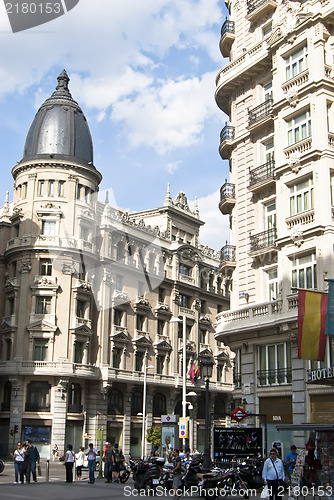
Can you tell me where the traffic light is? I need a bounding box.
[14,424,19,434]
[10,429,14,436]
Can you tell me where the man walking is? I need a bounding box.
[262,448,285,500]
[25,439,40,483]
[104,443,113,483]
[112,443,121,483]
[85,442,98,484]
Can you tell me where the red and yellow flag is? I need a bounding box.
[298,290,327,361]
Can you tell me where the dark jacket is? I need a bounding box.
[26,445,40,463]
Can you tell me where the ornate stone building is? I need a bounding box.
[0,70,232,458]
[215,0,334,454]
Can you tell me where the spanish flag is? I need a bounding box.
[298,290,327,361]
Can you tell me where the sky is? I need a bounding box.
[0,0,230,250]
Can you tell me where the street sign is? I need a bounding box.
[179,417,188,439]
[230,407,248,422]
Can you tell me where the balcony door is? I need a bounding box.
[265,202,276,244]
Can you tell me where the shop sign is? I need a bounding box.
[230,407,248,422]
[310,367,334,382]
[161,414,178,423]
[179,417,188,439]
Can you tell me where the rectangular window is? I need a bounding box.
[35,296,52,314]
[114,309,123,326]
[263,22,272,37]
[115,275,122,291]
[157,319,165,335]
[58,181,65,197]
[179,264,191,276]
[76,184,81,200]
[33,339,48,361]
[180,294,191,308]
[22,182,28,198]
[42,221,56,236]
[5,339,11,361]
[178,323,191,339]
[267,268,278,301]
[136,314,145,331]
[40,259,52,276]
[135,352,144,372]
[112,349,121,369]
[286,45,308,81]
[199,329,207,344]
[48,181,54,196]
[158,288,165,303]
[233,350,241,387]
[7,297,15,316]
[74,342,84,364]
[80,226,89,241]
[76,300,85,319]
[157,355,164,375]
[292,253,317,290]
[287,110,311,146]
[38,180,45,196]
[290,178,314,216]
[258,343,291,385]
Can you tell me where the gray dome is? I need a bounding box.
[22,70,94,166]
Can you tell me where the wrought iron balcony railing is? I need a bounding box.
[220,244,236,263]
[220,183,235,203]
[220,125,235,143]
[249,160,275,186]
[221,19,235,37]
[248,98,273,126]
[250,228,277,252]
[257,368,292,386]
[67,404,83,413]
[25,403,50,412]
[233,372,241,388]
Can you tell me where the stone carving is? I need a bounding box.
[287,152,301,173]
[62,263,75,275]
[286,87,299,107]
[174,191,190,212]
[290,225,304,247]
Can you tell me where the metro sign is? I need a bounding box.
[230,407,248,422]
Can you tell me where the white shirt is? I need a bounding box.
[65,450,75,463]
[14,449,24,462]
[75,451,85,466]
[86,447,98,460]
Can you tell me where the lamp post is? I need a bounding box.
[141,360,154,460]
[201,358,214,471]
[170,315,187,447]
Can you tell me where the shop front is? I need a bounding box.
[22,419,52,458]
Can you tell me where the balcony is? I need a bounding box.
[68,403,83,413]
[25,403,50,412]
[248,160,275,192]
[220,19,235,58]
[249,228,277,255]
[219,125,235,159]
[219,183,236,215]
[246,0,277,22]
[248,98,274,132]
[179,273,195,284]
[219,244,236,273]
[257,368,292,386]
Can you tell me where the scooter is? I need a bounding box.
[119,460,134,484]
[132,457,165,491]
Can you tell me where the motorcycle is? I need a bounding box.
[178,455,203,490]
[0,460,4,474]
[217,465,250,498]
[132,457,165,492]
[119,459,134,484]
[158,462,174,489]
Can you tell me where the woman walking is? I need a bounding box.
[11,442,25,484]
[64,444,75,483]
[75,446,85,480]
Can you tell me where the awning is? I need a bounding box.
[276,423,334,431]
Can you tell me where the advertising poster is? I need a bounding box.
[213,427,263,460]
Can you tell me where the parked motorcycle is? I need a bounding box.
[119,459,134,484]
[158,462,174,489]
[132,457,165,491]
[178,455,203,490]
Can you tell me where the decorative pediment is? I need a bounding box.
[70,324,92,337]
[0,321,16,335]
[199,348,213,357]
[154,340,172,352]
[74,281,92,294]
[215,350,230,362]
[178,340,196,354]
[132,336,152,347]
[110,330,129,344]
[31,276,59,290]
[177,245,202,263]
[112,290,130,308]
[154,302,172,317]
[27,319,57,333]
[199,315,211,325]
[134,296,151,312]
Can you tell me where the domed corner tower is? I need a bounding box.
[1,71,104,454]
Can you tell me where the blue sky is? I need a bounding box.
[0,0,229,249]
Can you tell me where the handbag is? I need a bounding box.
[37,464,42,476]
[261,485,270,499]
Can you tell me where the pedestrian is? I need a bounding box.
[85,442,98,484]
[75,446,85,480]
[262,448,285,500]
[172,448,182,498]
[104,442,113,483]
[285,445,299,483]
[52,443,58,461]
[25,439,40,484]
[112,443,121,483]
[10,441,25,484]
[64,444,75,483]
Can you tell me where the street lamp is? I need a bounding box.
[141,361,154,460]
[201,358,214,471]
[170,315,187,447]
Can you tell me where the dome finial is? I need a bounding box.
[164,182,173,206]
[56,69,70,91]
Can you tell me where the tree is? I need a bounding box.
[146,426,161,449]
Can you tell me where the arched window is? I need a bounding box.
[108,388,124,415]
[68,383,82,413]
[131,390,143,416]
[174,400,190,417]
[153,393,166,417]
[214,397,225,417]
[197,396,206,419]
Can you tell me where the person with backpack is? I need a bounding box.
[112,443,121,483]
[25,439,40,483]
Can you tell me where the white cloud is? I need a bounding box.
[190,190,230,250]
[165,160,181,174]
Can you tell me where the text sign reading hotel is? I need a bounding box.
[230,407,248,422]
[310,367,334,382]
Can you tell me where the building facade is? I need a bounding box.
[215,0,334,454]
[0,70,233,458]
